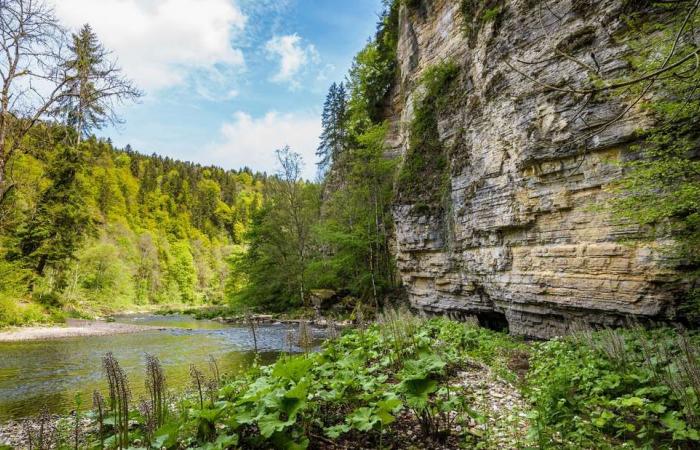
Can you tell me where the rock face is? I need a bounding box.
[388,0,683,338]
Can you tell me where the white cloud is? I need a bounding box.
[265,34,319,89]
[208,111,321,179]
[53,0,247,91]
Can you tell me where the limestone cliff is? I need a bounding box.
[388,0,684,338]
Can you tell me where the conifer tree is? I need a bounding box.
[16,147,94,277]
[316,83,348,174]
[56,24,141,144]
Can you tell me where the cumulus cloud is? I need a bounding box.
[208,111,321,179]
[52,0,247,91]
[265,34,320,88]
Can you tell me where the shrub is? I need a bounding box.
[527,327,700,448]
[396,61,461,209]
[0,296,47,327]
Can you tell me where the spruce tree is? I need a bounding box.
[16,147,94,277]
[56,24,141,143]
[316,83,348,174]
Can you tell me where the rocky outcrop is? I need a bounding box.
[388,0,683,338]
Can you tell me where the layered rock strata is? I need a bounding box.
[389,0,682,338]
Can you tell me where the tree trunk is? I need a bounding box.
[0,156,6,197]
[37,254,48,276]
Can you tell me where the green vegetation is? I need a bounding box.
[529,327,700,448]
[28,314,530,449]
[0,132,264,326]
[345,0,399,127]
[17,315,699,449]
[607,2,700,321]
[230,1,402,313]
[0,2,265,327]
[396,61,460,210]
[459,0,506,42]
[230,149,320,312]
[310,123,398,304]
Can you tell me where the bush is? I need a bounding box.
[396,61,461,208]
[527,327,700,448]
[0,296,48,327]
[0,258,47,327]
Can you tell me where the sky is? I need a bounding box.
[51,0,384,179]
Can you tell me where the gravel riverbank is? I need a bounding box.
[0,319,166,343]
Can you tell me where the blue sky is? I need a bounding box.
[53,0,384,178]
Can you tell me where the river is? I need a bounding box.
[0,314,324,421]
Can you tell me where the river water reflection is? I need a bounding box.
[0,314,324,421]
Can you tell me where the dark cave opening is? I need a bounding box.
[477,311,509,333]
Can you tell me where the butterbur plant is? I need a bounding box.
[103,352,131,449]
[92,390,105,449]
[378,307,423,367]
[145,353,167,428]
[285,329,295,353]
[72,393,82,450]
[245,313,258,353]
[206,378,219,405]
[190,364,205,409]
[598,328,629,369]
[297,320,314,353]
[665,333,700,429]
[138,398,156,447]
[23,407,56,450]
[398,352,463,442]
[208,355,221,387]
[326,317,339,340]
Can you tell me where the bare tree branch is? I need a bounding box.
[0,0,68,203]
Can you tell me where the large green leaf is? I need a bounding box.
[324,423,351,439]
[375,396,403,426]
[401,378,438,410]
[271,431,310,450]
[272,357,314,382]
[153,422,181,449]
[348,407,380,432]
[258,413,296,438]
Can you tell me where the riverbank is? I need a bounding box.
[0,319,167,343]
[1,315,698,449]
[155,304,357,329]
[0,415,94,449]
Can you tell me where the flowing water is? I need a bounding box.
[0,314,324,421]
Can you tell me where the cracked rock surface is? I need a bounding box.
[387,0,683,338]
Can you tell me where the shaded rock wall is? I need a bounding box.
[388,0,682,338]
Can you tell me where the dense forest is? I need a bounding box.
[231,0,402,313]
[0,9,269,326]
[0,124,264,324]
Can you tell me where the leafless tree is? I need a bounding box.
[274,146,314,306]
[505,0,700,148]
[0,0,68,203]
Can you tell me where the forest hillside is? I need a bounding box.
[0,125,264,324]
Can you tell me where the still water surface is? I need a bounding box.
[0,314,323,421]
